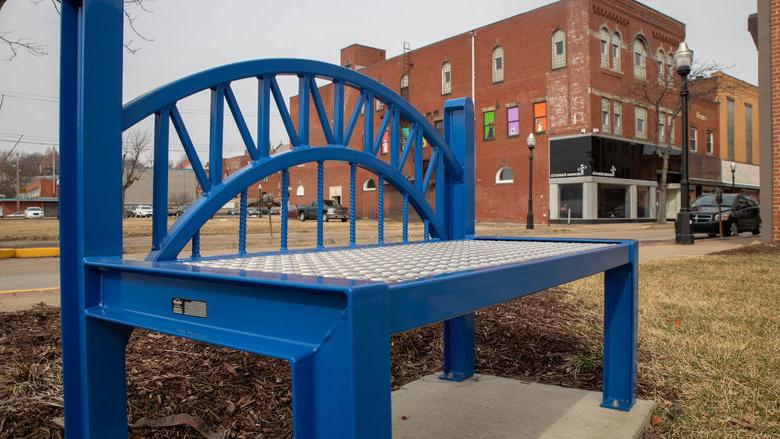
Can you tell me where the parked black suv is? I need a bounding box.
[690,193,761,237]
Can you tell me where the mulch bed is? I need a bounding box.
[710,242,780,256]
[1,289,609,438]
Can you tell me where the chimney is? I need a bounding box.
[340,44,386,70]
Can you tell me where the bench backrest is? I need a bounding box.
[119,59,474,261]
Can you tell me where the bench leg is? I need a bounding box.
[290,286,391,439]
[77,318,133,437]
[601,242,638,411]
[441,313,475,381]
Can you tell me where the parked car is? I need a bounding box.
[690,193,761,237]
[132,205,153,218]
[297,199,348,222]
[24,207,44,219]
[124,206,135,218]
[225,207,261,217]
[0,206,4,219]
[6,211,26,219]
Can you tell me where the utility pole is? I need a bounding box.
[52,146,57,196]
[15,152,20,211]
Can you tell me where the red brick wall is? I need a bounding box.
[772,0,780,241]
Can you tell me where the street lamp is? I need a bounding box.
[674,42,694,245]
[730,162,736,190]
[526,133,536,230]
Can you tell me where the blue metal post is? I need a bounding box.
[239,189,247,255]
[152,108,170,250]
[316,161,324,249]
[402,194,409,243]
[349,163,356,247]
[439,98,476,382]
[601,241,638,411]
[377,175,384,245]
[209,86,225,185]
[59,0,128,436]
[290,284,391,438]
[191,230,201,258]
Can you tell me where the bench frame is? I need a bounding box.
[58,1,637,437]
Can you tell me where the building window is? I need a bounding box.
[745,103,753,164]
[635,106,647,139]
[668,113,676,145]
[376,99,384,112]
[441,62,452,95]
[667,55,675,86]
[507,106,520,137]
[533,102,547,133]
[726,97,735,160]
[656,50,665,84]
[633,38,646,80]
[598,184,628,219]
[612,32,622,71]
[613,101,622,135]
[689,127,698,152]
[551,29,566,69]
[296,184,305,197]
[483,110,496,140]
[559,184,583,219]
[599,27,610,68]
[706,131,714,155]
[601,98,610,133]
[434,119,443,136]
[400,74,410,100]
[495,167,514,184]
[492,46,504,83]
[362,178,376,192]
[659,113,666,143]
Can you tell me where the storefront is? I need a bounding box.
[548,135,674,223]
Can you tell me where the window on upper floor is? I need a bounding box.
[533,102,548,133]
[599,27,610,68]
[668,113,676,145]
[659,112,666,143]
[635,106,647,139]
[667,55,675,86]
[507,106,520,137]
[492,46,504,83]
[612,32,622,71]
[656,50,666,84]
[296,184,305,197]
[495,167,514,185]
[706,131,714,155]
[745,103,753,163]
[400,74,410,100]
[601,98,610,133]
[441,62,452,95]
[483,110,496,140]
[613,101,622,135]
[552,30,566,69]
[689,127,698,152]
[633,38,647,80]
[363,178,376,192]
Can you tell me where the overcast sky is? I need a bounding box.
[0,0,758,157]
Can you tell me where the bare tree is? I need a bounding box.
[0,0,152,60]
[624,59,728,224]
[122,129,150,205]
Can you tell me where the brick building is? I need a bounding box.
[225,0,737,224]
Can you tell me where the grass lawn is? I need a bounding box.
[566,245,780,438]
[1,246,777,437]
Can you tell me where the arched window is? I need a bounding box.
[492,46,504,83]
[551,30,566,69]
[667,54,675,86]
[362,178,376,192]
[296,184,304,197]
[495,167,514,185]
[656,50,666,84]
[612,31,622,71]
[400,74,410,100]
[441,62,452,95]
[633,37,647,80]
[599,27,610,68]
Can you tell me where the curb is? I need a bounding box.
[0,247,60,259]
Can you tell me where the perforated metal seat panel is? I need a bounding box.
[183,240,615,284]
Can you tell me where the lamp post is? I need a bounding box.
[526,133,535,230]
[674,42,694,245]
[730,162,736,190]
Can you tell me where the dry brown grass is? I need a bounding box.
[565,249,780,438]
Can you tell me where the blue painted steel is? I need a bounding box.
[442,314,475,381]
[372,109,392,155]
[297,75,310,145]
[257,77,271,158]
[316,161,324,249]
[152,108,170,250]
[601,240,638,411]
[191,231,201,258]
[390,107,400,169]
[209,86,225,185]
[423,219,430,240]
[343,92,365,146]
[349,163,356,247]
[377,175,384,245]
[333,81,344,144]
[363,91,374,153]
[239,189,247,255]
[281,169,289,251]
[402,194,409,243]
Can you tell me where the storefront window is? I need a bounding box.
[598,184,628,218]
[637,186,651,218]
[559,184,583,219]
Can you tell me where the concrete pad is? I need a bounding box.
[392,374,654,439]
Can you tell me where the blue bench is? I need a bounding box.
[58,2,638,437]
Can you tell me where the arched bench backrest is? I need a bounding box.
[121,59,474,261]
